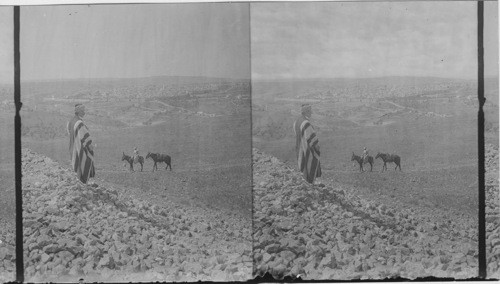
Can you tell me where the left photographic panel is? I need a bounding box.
[0,7,15,284]
[21,4,252,282]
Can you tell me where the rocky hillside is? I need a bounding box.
[0,145,497,282]
[485,143,500,276]
[253,146,499,280]
[0,149,252,282]
[0,220,14,282]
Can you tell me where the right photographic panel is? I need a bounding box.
[251,1,499,280]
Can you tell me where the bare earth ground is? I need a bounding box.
[22,114,252,219]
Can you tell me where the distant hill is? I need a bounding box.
[23,75,248,86]
[19,76,250,100]
[22,76,249,88]
[253,76,473,84]
[252,76,478,100]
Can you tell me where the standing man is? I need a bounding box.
[293,103,322,184]
[67,103,96,184]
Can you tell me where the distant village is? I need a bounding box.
[296,81,476,102]
[21,81,249,103]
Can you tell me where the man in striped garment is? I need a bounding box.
[67,104,96,184]
[293,103,322,184]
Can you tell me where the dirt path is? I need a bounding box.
[151,99,191,114]
[385,99,451,118]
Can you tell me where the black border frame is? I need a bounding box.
[11,1,490,282]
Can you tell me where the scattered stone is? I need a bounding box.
[17,148,252,282]
[253,147,495,280]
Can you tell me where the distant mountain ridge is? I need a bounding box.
[0,75,495,87]
[252,76,479,84]
[9,76,250,101]
[21,75,249,86]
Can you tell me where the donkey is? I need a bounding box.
[122,152,144,172]
[375,152,401,172]
[351,152,374,172]
[145,152,172,171]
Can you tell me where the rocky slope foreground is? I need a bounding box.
[0,148,251,282]
[253,146,499,280]
[0,219,14,282]
[485,143,500,277]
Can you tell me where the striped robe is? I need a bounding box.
[68,116,95,184]
[293,115,321,184]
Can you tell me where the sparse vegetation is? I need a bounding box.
[0,77,252,282]
[253,77,499,279]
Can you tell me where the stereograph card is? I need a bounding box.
[0,0,497,283]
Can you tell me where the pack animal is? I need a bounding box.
[122,152,144,172]
[375,152,401,171]
[351,152,374,172]
[146,152,172,171]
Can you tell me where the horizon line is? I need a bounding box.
[252,75,493,82]
[0,74,497,86]
[19,74,251,83]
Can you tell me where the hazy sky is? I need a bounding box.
[0,8,13,84]
[251,1,498,80]
[0,2,497,83]
[18,3,250,81]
